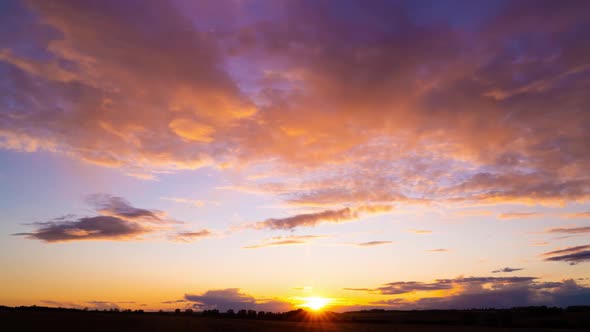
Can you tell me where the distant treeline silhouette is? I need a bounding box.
[2,304,590,328]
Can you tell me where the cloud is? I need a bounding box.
[13,194,171,242]
[355,241,393,247]
[40,300,85,309]
[347,276,590,309]
[253,205,392,230]
[498,212,543,219]
[13,216,149,243]
[543,244,590,265]
[162,299,187,304]
[407,229,432,234]
[563,212,590,219]
[428,248,449,253]
[369,277,536,295]
[546,226,590,234]
[86,194,164,222]
[492,267,524,273]
[171,229,212,243]
[185,288,292,312]
[0,0,588,208]
[243,235,326,249]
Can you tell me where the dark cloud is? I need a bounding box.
[349,276,590,309]
[356,241,393,247]
[40,300,84,309]
[162,299,187,304]
[86,194,162,221]
[543,244,590,265]
[356,277,537,295]
[185,288,292,312]
[13,216,148,242]
[13,194,167,242]
[492,267,524,273]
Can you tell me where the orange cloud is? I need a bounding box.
[1,0,589,209]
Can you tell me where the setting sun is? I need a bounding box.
[302,297,330,311]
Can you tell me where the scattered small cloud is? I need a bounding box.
[428,248,449,253]
[252,205,392,230]
[171,229,212,242]
[454,210,493,218]
[355,241,393,247]
[161,197,206,207]
[563,212,590,219]
[545,226,590,234]
[492,267,524,273]
[244,235,326,249]
[498,212,543,219]
[162,299,187,304]
[407,229,432,234]
[543,244,590,265]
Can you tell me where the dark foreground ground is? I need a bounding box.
[1,307,589,332]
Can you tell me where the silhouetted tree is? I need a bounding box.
[237,309,247,318]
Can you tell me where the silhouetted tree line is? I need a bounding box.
[197,308,340,321]
[2,305,590,328]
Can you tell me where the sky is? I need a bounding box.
[0,0,589,312]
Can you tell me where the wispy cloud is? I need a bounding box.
[492,267,524,273]
[355,241,393,247]
[244,235,327,249]
[161,197,206,207]
[252,205,392,230]
[562,212,590,219]
[543,244,590,265]
[427,248,449,253]
[498,212,543,219]
[545,226,590,234]
[171,229,212,242]
[407,229,432,234]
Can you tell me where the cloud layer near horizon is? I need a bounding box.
[185,288,292,312]
[1,0,589,209]
[347,276,590,309]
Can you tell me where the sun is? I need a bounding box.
[302,296,330,311]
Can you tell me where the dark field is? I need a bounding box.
[2,307,589,332]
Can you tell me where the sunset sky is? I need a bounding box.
[1,0,589,312]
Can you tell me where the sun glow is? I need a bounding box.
[302,296,330,311]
